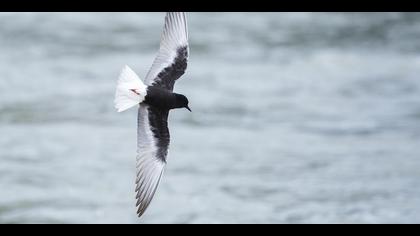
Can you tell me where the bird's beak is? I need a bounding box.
[186,106,192,112]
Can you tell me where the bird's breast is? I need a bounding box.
[144,86,176,110]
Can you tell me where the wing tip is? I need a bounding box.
[137,206,147,218]
[163,12,188,43]
[134,159,165,218]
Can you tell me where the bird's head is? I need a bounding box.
[175,94,191,112]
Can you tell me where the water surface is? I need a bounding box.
[0,12,420,223]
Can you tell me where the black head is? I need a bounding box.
[174,94,191,112]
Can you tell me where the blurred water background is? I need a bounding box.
[0,12,420,223]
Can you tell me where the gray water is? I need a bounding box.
[1,12,420,224]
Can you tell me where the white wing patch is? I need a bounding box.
[135,105,166,217]
[114,65,147,112]
[144,12,189,86]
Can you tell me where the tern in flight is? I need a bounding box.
[114,12,190,217]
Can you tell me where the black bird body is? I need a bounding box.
[144,86,188,111]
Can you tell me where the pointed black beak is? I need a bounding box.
[186,106,192,112]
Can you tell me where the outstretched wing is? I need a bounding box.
[144,12,189,91]
[135,105,170,217]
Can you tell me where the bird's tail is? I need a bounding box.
[114,65,147,112]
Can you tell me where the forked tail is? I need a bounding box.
[114,65,147,112]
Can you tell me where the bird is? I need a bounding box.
[114,12,190,218]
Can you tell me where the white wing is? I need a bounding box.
[135,105,166,217]
[144,12,189,89]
